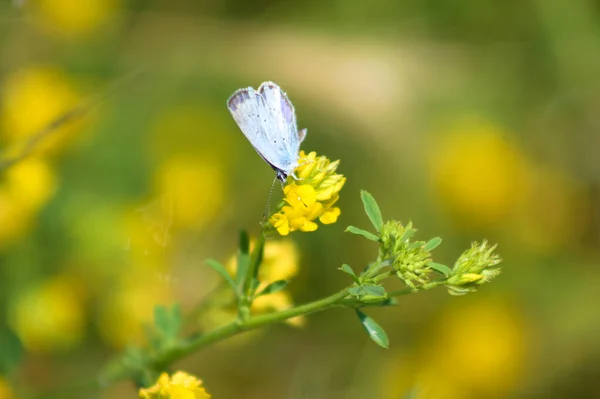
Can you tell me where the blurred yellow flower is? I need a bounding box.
[428,120,527,227]
[269,151,345,235]
[1,66,80,156]
[4,158,57,212]
[382,299,526,399]
[139,371,210,399]
[30,0,120,38]
[154,156,224,230]
[0,378,12,399]
[9,275,86,353]
[97,268,173,348]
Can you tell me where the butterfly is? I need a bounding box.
[227,81,306,182]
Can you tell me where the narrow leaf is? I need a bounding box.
[257,280,289,296]
[205,259,238,293]
[356,310,389,348]
[346,226,380,241]
[340,264,361,284]
[361,191,383,232]
[428,262,452,277]
[423,237,442,252]
[236,230,251,288]
[153,305,169,334]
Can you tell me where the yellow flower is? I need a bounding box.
[269,151,345,236]
[154,156,224,230]
[29,0,120,39]
[4,158,57,212]
[9,275,86,353]
[139,371,210,399]
[1,66,81,156]
[428,119,527,228]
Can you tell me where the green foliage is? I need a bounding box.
[356,310,389,349]
[345,225,380,241]
[205,259,238,294]
[360,190,383,232]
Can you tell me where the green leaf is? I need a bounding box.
[424,237,442,252]
[249,234,265,281]
[361,190,383,232]
[428,262,452,277]
[236,230,251,288]
[152,303,182,341]
[339,264,361,284]
[348,287,362,297]
[356,310,389,348]
[205,258,238,293]
[346,226,380,241]
[257,280,289,296]
[153,305,169,333]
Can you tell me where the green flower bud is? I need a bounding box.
[379,220,433,290]
[445,241,501,296]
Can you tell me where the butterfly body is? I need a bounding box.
[227,82,306,181]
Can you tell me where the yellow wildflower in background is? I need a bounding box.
[29,0,120,39]
[1,66,80,156]
[139,371,210,399]
[154,156,225,230]
[269,151,345,235]
[4,158,57,212]
[428,120,527,228]
[9,275,86,353]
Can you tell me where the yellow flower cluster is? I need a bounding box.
[269,151,345,236]
[139,371,210,399]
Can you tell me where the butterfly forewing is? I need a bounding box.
[228,82,301,177]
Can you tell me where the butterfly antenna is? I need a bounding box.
[263,176,279,220]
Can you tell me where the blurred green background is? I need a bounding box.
[1,0,599,398]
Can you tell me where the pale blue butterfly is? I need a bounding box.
[227,82,307,182]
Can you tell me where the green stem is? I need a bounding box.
[152,288,348,369]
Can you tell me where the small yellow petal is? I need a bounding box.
[299,221,318,232]
[319,207,341,224]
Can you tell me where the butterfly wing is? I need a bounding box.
[258,82,304,159]
[228,82,301,177]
